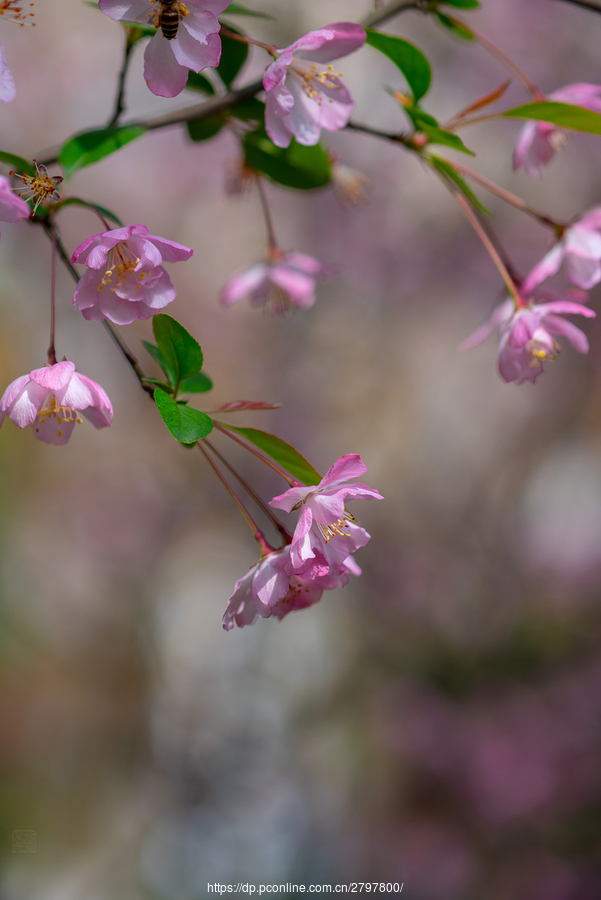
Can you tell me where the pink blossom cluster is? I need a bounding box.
[220,250,333,313]
[223,454,383,629]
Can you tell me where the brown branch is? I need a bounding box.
[554,0,601,11]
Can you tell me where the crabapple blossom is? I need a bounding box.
[0,173,30,239]
[270,454,384,571]
[222,546,357,631]
[513,83,601,178]
[263,22,366,149]
[522,208,601,293]
[98,0,229,98]
[220,250,334,313]
[460,293,596,385]
[0,361,113,445]
[71,224,193,325]
[0,38,14,102]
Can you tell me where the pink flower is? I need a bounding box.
[71,224,193,325]
[0,361,113,445]
[263,22,366,149]
[523,208,601,293]
[513,83,601,178]
[99,0,229,98]
[460,293,596,385]
[220,251,334,313]
[270,454,383,570]
[0,173,30,239]
[0,38,15,102]
[222,547,355,631]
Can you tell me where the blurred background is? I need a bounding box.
[2,0,601,896]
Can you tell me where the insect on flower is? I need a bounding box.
[151,0,187,40]
[10,160,62,215]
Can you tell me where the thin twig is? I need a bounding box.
[554,0,601,11]
[256,177,277,252]
[362,0,430,27]
[107,34,135,128]
[48,221,58,365]
[214,422,299,486]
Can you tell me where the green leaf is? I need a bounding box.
[52,197,123,225]
[0,151,35,177]
[143,377,174,392]
[152,314,204,386]
[429,156,492,216]
[224,2,274,17]
[186,71,216,94]
[418,124,474,154]
[59,126,146,178]
[222,425,322,485]
[243,129,331,190]
[366,29,431,102]
[403,104,439,128]
[502,101,601,135]
[436,13,474,39]
[181,372,214,394]
[186,114,226,142]
[217,27,249,88]
[439,0,479,8]
[155,389,213,443]
[142,339,173,387]
[230,97,265,122]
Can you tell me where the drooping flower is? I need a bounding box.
[263,22,366,149]
[522,208,601,293]
[0,38,15,102]
[513,83,601,178]
[220,250,334,313]
[0,173,30,239]
[330,157,370,208]
[222,546,356,631]
[71,224,193,325]
[460,293,596,385]
[270,454,383,570]
[98,0,229,98]
[0,360,113,445]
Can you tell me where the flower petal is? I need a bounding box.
[144,33,188,98]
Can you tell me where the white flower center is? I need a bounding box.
[35,395,82,438]
[288,59,343,103]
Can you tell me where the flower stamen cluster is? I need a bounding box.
[11,161,62,214]
[290,61,344,103]
[35,395,83,439]
[0,1,34,26]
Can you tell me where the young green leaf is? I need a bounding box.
[221,425,322,485]
[0,151,35,177]
[181,373,214,394]
[436,14,475,40]
[440,0,479,8]
[217,27,249,88]
[365,29,431,102]
[428,156,492,217]
[503,101,601,135]
[142,339,173,387]
[152,314,204,386]
[59,126,146,178]
[224,2,274,17]
[52,197,123,225]
[418,125,475,154]
[243,129,330,189]
[155,389,213,443]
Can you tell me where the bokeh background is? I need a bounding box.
[2,0,601,896]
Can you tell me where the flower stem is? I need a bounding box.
[451,189,523,308]
[48,220,58,365]
[197,442,275,555]
[458,20,544,100]
[107,32,135,128]
[219,25,276,54]
[255,177,278,253]
[437,156,565,233]
[214,422,300,487]
[204,438,292,543]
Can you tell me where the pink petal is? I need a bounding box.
[0,175,29,222]
[144,32,188,98]
[0,373,30,416]
[459,298,514,351]
[98,290,146,324]
[265,94,294,148]
[536,300,595,317]
[145,235,193,263]
[299,22,366,64]
[140,269,177,310]
[507,310,541,348]
[9,382,48,427]
[181,5,222,44]
[522,244,565,295]
[33,414,76,446]
[542,313,590,353]
[0,39,15,103]
[98,0,150,21]
[222,567,258,631]
[30,361,75,391]
[57,372,95,410]
[172,27,221,72]
[564,254,601,290]
[263,53,293,94]
[269,485,312,512]
[319,453,367,488]
[220,264,269,305]
[269,265,316,307]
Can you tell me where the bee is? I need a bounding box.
[157,0,181,40]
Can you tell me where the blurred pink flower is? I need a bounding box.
[98,0,228,98]
[0,173,29,238]
[461,294,595,385]
[513,83,601,178]
[523,208,601,292]
[222,547,353,631]
[263,22,366,149]
[0,361,113,445]
[0,38,15,101]
[270,453,383,570]
[71,224,193,325]
[220,251,334,313]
